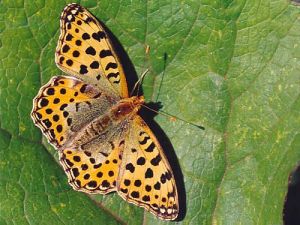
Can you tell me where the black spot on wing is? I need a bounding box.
[105,62,118,70]
[142,195,150,202]
[79,65,88,74]
[46,109,53,114]
[53,115,59,122]
[107,72,119,81]
[92,31,106,41]
[150,154,161,166]
[53,98,60,104]
[145,185,151,192]
[97,172,103,178]
[125,163,135,173]
[80,84,87,93]
[124,179,130,186]
[134,180,142,187]
[66,59,73,66]
[46,88,55,95]
[65,159,74,167]
[145,168,153,178]
[154,182,161,190]
[101,180,110,187]
[71,168,79,177]
[87,180,97,188]
[145,142,155,152]
[99,49,112,58]
[62,45,70,53]
[73,50,80,57]
[85,46,96,55]
[60,104,68,111]
[81,164,88,170]
[139,135,150,145]
[82,33,90,40]
[90,61,99,69]
[121,188,128,193]
[73,155,81,162]
[160,173,167,184]
[75,40,82,46]
[131,191,139,198]
[56,125,63,133]
[43,119,52,128]
[137,157,146,165]
[66,34,73,41]
[59,56,65,64]
[40,98,49,107]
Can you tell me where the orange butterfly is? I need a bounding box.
[31,3,178,220]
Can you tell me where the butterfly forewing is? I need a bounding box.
[56,3,128,97]
[31,3,179,221]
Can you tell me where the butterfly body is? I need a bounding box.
[31,3,179,220]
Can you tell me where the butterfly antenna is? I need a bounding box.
[155,53,167,102]
[141,104,205,130]
[130,69,149,96]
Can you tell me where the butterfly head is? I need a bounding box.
[131,95,145,106]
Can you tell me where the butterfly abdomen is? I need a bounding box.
[71,114,112,147]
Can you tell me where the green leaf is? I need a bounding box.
[1,0,299,224]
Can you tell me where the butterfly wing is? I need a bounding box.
[117,116,179,220]
[56,3,129,97]
[59,128,126,194]
[31,76,117,148]
[32,75,127,193]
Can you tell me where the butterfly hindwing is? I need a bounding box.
[59,134,125,193]
[117,116,179,220]
[58,118,129,193]
[56,3,128,97]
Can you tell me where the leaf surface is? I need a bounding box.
[0,0,299,224]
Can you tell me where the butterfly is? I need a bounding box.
[31,3,179,220]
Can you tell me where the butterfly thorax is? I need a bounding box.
[111,96,145,122]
